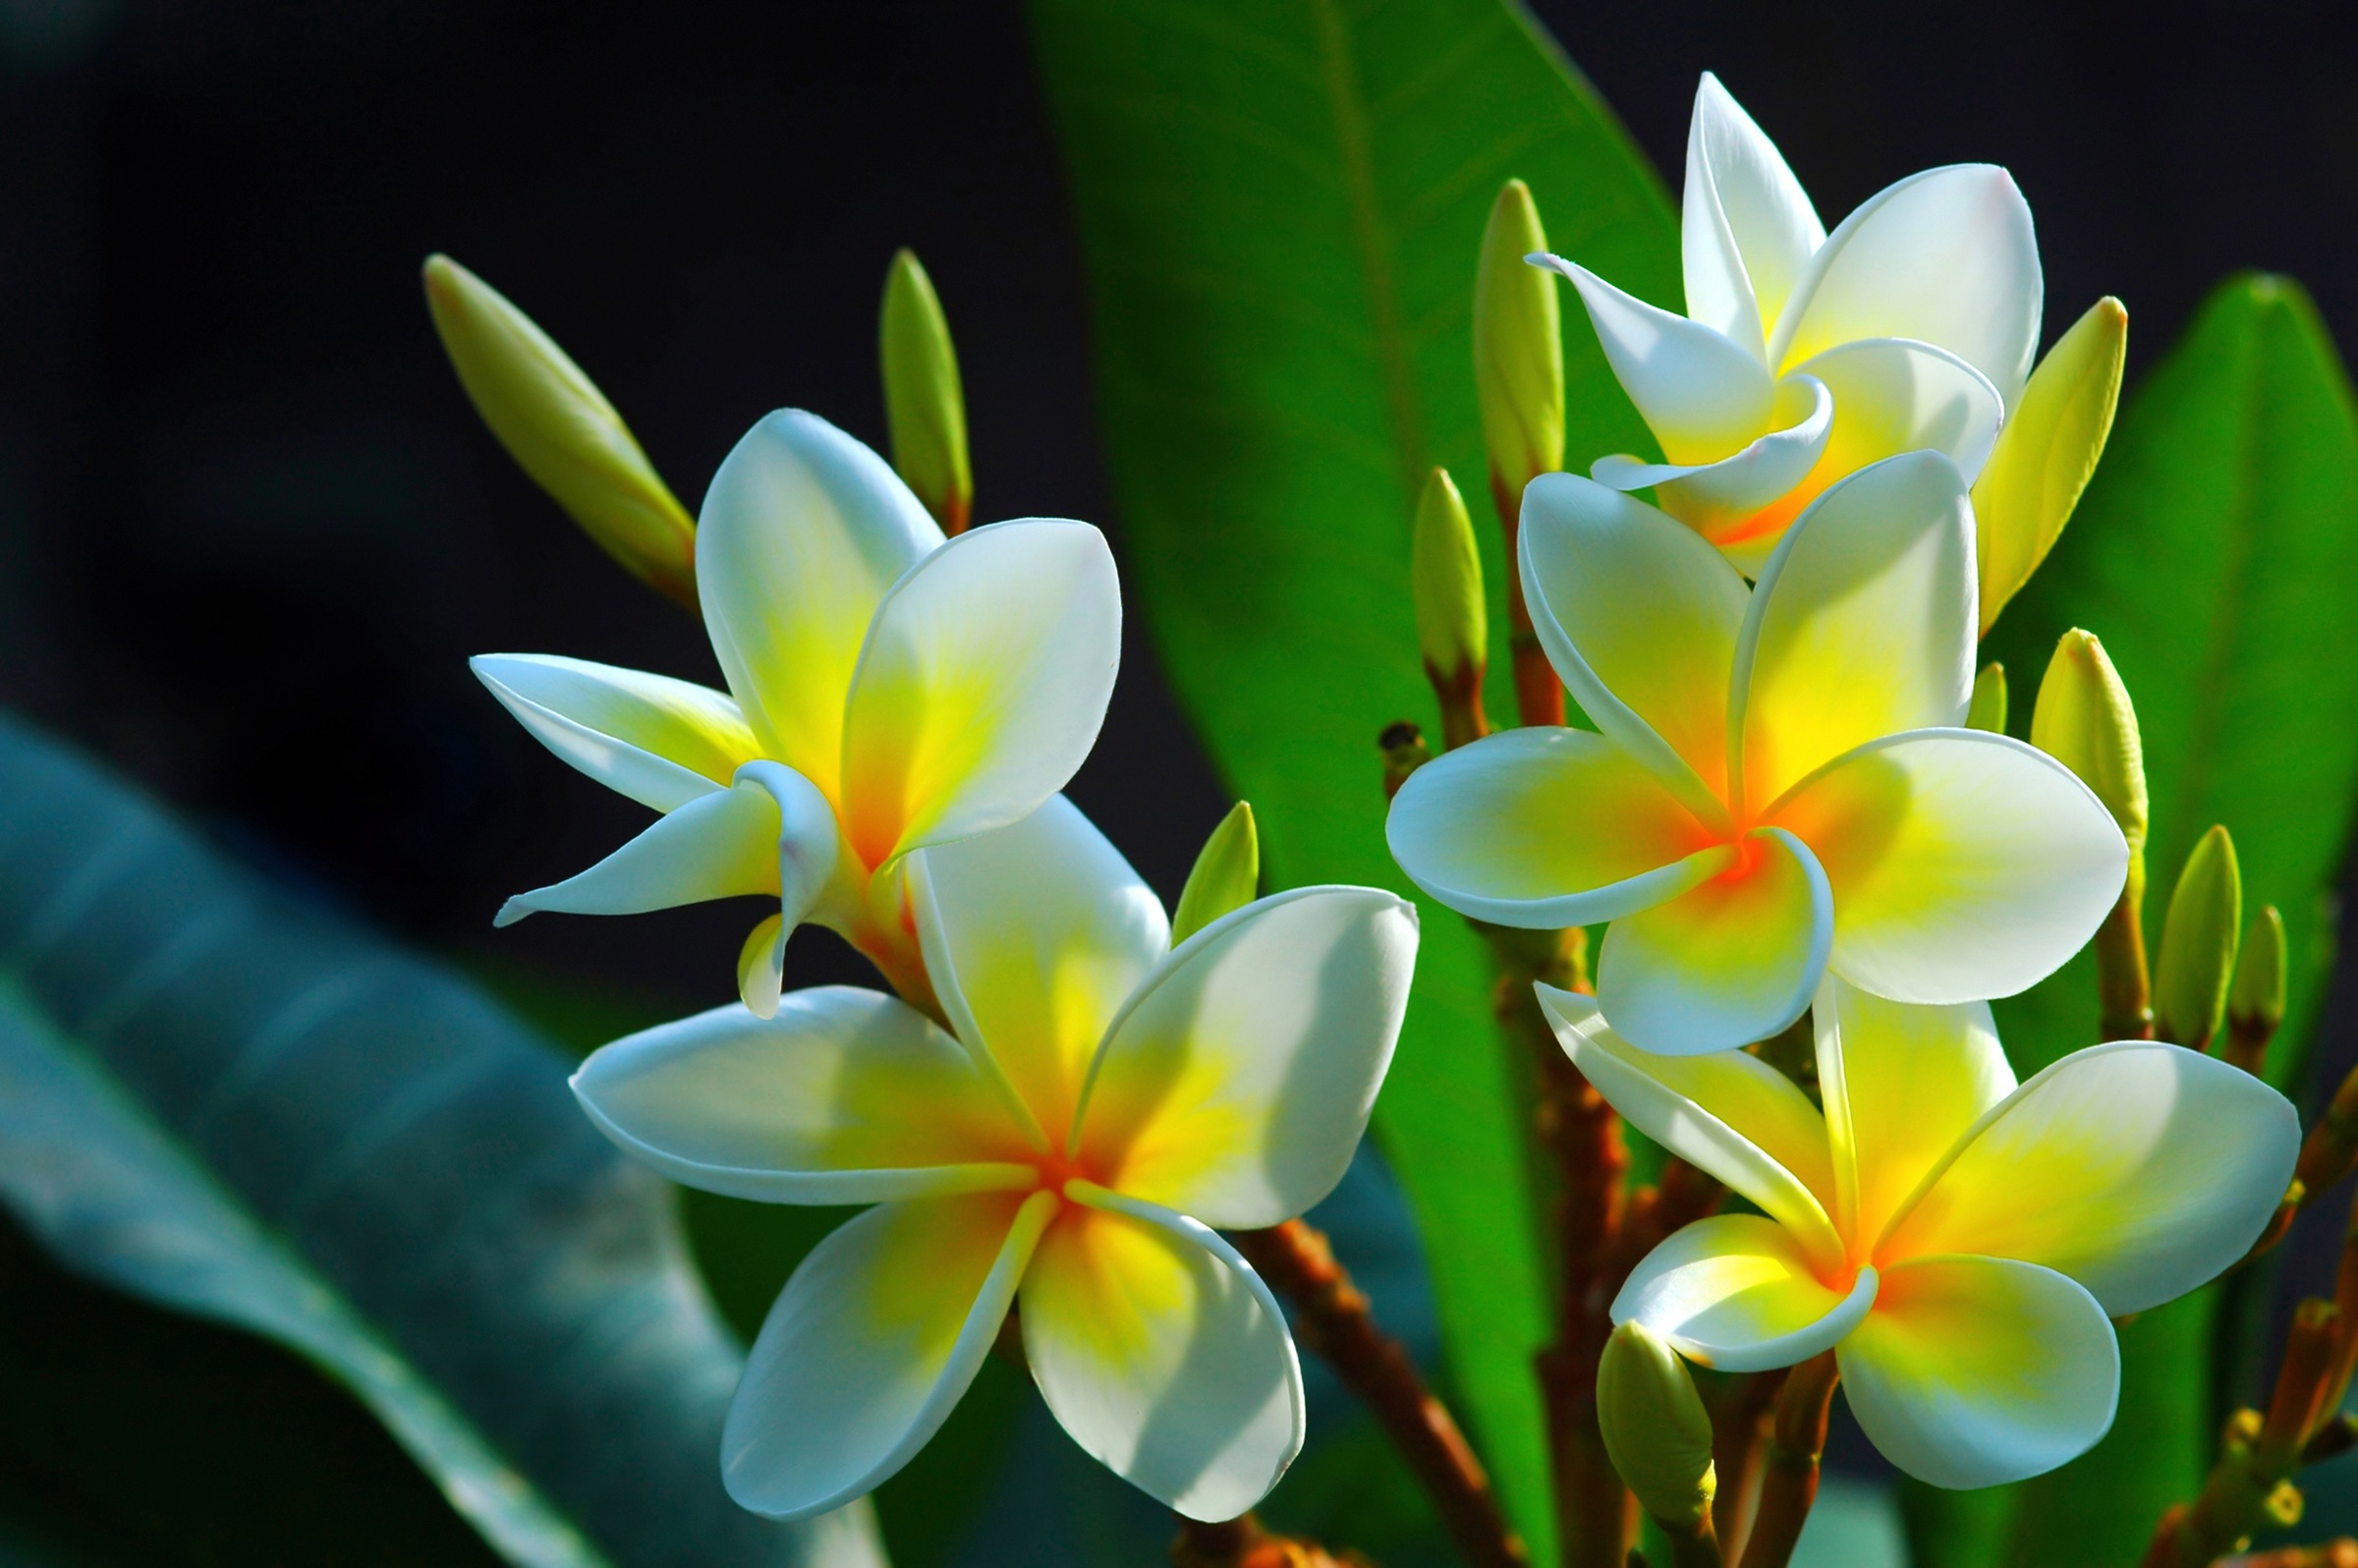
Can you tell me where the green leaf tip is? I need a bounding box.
[1413,466,1488,681]
[880,247,973,533]
[1172,801,1260,944]
[2155,824,2242,1049]
[1966,661,2008,734]
[1474,178,1564,500]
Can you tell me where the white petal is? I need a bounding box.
[571,989,1037,1203]
[722,1191,1057,1519]
[839,520,1120,868]
[1614,1214,1876,1372]
[1072,886,1417,1229]
[1519,474,1748,817]
[1023,1187,1304,1521]
[1770,165,2042,406]
[493,773,779,926]
[1543,983,1842,1269]
[1596,826,1832,1056]
[1879,1041,2299,1316]
[1385,727,1721,929]
[1682,73,1825,354]
[1768,730,2127,1004]
[1838,1256,2117,1488]
[696,411,943,793]
[472,652,758,812]
[1791,337,2004,485]
[1537,254,1778,465]
[910,796,1168,1139]
[1594,375,1832,544]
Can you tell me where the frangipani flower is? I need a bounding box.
[1539,73,2039,572]
[475,410,1120,1013]
[1546,979,2298,1487]
[1386,451,2125,1056]
[569,797,1419,1520]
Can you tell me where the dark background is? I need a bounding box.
[2,0,2356,1556]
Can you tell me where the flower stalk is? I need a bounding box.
[1734,1353,1839,1568]
[1708,1372,1785,1561]
[1169,1514,1363,1568]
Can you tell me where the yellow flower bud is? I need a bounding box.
[1974,297,2127,635]
[1414,467,1488,677]
[1598,1321,1715,1532]
[1966,660,2008,734]
[1474,179,1564,504]
[2230,905,2288,1039]
[879,249,973,534]
[2155,824,2242,1050]
[1172,802,1259,944]
[2031,629,2149,907]
[421,254,698,610]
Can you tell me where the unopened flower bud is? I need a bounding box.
[1172,802,1259,944]
[1597,1320,1715,1532]
[2155,824,2242,1050]
[421,254,698,609]
[2230,906,2288,1040]
[879,249,973,534]
[2031,629,2148,905]
[1974,297,2127,634]
[1414,467,1488,681]
[1474,180,1564,505]
[1966,660,2008,734]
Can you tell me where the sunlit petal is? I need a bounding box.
[1879,1041,2298,1315]
[696,411,943,793]
[571,988,1036,1203]
[1385,727,1719,929]
[1596,376,1831,550]
[1838,1255,2116,1488]
[1596,827,1831,1057]
[1793,338,2004,484]
[1683,74,1825,354]
[1023,1188,1303,1521]
[1074,886,1417,1229]
[492,773,780,926]
[473,652,758,812]
[910,796,1168,1139]
[839,520,1120,869]
[721,1190,1055,1520]
[1614,1214,1875,1372]
[1536,254,1778,464]
[1769,730,2126,1003]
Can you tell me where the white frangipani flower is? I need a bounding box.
[569,798,1420,1521]
[473,410,1120,1014]
[1539,73,2040,573]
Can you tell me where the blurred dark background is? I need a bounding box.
[2,0,2357,1558]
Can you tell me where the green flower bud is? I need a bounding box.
[2230,905,2288,1039]
[1966,660,2008,734]
[422,254,698,609]
[2031,629,2148,907]
[1172,802,1259,944]
[1597,1320,1715,1532]
[1975,297,2127,635]
[1474,180,1564,502]
[1414,466,1488,675]
[2155,824,2242,1050]
[879,249,973,534]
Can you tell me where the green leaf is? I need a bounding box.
[0,712,885,1568]
[1966,273,2358,1564]
[1026,1,1676,1555]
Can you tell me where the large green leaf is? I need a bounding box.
[0,712,886,1568]
[1026,0,1677,1555]
[1945,273,2358,1565]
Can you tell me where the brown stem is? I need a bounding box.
[1736,1352,1838,1568]
[2223,1004,2282,1078]
[1425,658,1491,752]
[2233,1542,2358,1568]
[1170,1513,1365,1568]
[1229,1221,1527,1568]
[1490,470,1564,729]
[2243,1061,2358,1270]
[1708,1371,1784,1562]
[1654,1514,1727,1568]
[2096,891,2156,1042]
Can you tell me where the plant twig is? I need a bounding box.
[1708,1370,1784,1562]
[2240,1060,2358,1269]
[2096,890,2157,1041]
[1735,1353,1838,1568]
[2229,1542,2358,1568]
[1171,1513,1367,1567]
[1230,1220,1527,1568]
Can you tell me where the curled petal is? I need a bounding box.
[1769,730,2127,1004]
[1536,254,1777,465]
[1073,886,1417,1229]
[1614,1214,1876,1372]
[1838,1255,2117,1488]
[839,520,1120,869]
[697,411,943,792]
[1596,375,1832,551]
[1024,1187,1304,1521]
[493,773,781,926]
[1879,1041,2298,1316]
[571,988,1035,1204]
[1595,827,1832,1057]
[1793,337,2004,485]
[1385,727,1719,929]
[473,652,758,812]
[722,1191,1055,1519]
[1682,73,1825,354]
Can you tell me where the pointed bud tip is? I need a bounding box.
[879,247,972,532]
[2231,904,2288,1031]
[2031,629,2147,856]
[1475,179,1564,494]
[1976,298,2128,633]
[1598,1321,1715,1530]
[1412,466,1488,680]
[2156,824,2242,1048]
[1966,660,2008,734]
[1171,802,1260,945]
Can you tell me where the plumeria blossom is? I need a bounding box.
[1544,978,2298,1487]
[1538,73,2039,572]
[1386,450,2125,1056]
[474,410,1120,1014]
[568,797,1420,1520]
